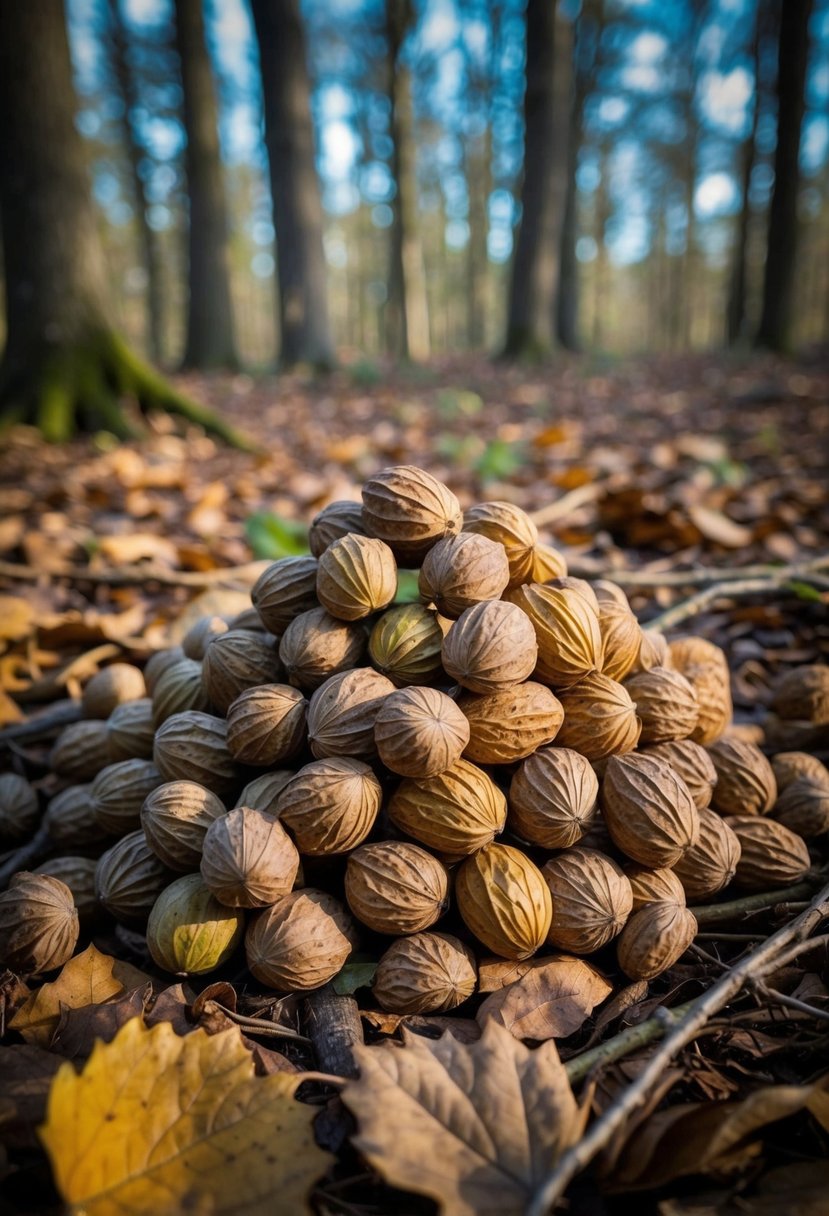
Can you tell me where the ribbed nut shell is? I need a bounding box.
[201,630,283,716]
[602,753,700,867]
[598,602,641,683]
[233,771,294,814]
[316,534,397,621]
[153,711,239,798]
[593,580,631,610]
[529,542,568,582]
[456,682,564,765]
[245,889,354,991]
[456,843,552,960]
[201,808,300,907]
[144,646,185,694]
[106,698,155,761]
[726,816,811,890]
[709,738,776,816]
[462,501,538,589]
[345,841,449,934]
[542,848,633,954]
[617,903,698,980]
[141,779,226,871]
[508,746,600,848]
[276,757,382,855]
[771,666,829,724]
[556,673,642,761]
[306,668,395,759]
[373,932,476,1013]
[309,500,367,556]
[279,607,366,691]
[673,808,741,901]
[226,684,307,766]
[632,629,671,674]
[82,663,146,719]
[418,533,510,619]
[442,600,538,694]
[624,865,686,911]
[368,603,445,687]
[375,687,470,777]
[508,583,603,689]
[388,757,507,859]
[0,773,39,842]
[670,636,729,675]
[772,752,829,792]
[228,606,268,634]
[35,857,98,923]
[147,874,244,976]
[645,740,718,810]
[771,778,829,838]
[91,760,164,836]
[624,668,699,744]
[49,719,111,781]
[152,658,210,726]
[684,661,733,746]
[95,830,173,923]
[544,577,599,615]
[181,615,230,661]
[361,465,462,564]
[251,555,320,634]
[0,873,79,975]
[44,785,99,848]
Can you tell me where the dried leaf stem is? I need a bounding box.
[643,565,828,633]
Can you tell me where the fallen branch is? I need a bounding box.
[0,558,266,590]
[749,979,829,1023]
[691,879,823,926]
[527,881,829,1215]
[0,823,51,890]
[0,700,82,747]
[570,555,829,589]
[643,569,828,633]
[564,999,696,1084]
[530,483,604,528]
[305,983,364,1079]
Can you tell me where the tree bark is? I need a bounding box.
[173,0,237,370]
[503,0,562,358]
[756,0,814,351]
[0,0,247,444]
[249,0,335,369]
[555,8,581,351]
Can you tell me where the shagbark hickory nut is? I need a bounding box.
[82,663,146,719]
[598,600,641,683]
[106,698,155,761]
[225,684,307,766]
[507,583,602,688]
[669,636,729,675]
[368,603,446,687]
[418,532,510,619]
[251,555,320,634]
[456,843,552,960]
[388,757,507,859]
[556,673,642,761]
[201,630,283,716]
[153,711,239,798]
[372,932,476,1014]
[141,779,227,871]
[316,533,397,621]
[542,848,633,954]
[441,599,538,694]
[669,637,731,746]
[592,579,631,610]
[276,757,382,855]
[144,646,185,694]
[361,465,462,564]
[673,807,741,902]
[616,902,697,980]
[545,577,600,615]
[34,857,98,924]
[345,841,449,934]
[726,816,812,890]
[772,751,829,793]
[529,542,568,583]
[771,777,829,838]
[44,785,99,848]
[374,686,470,777]
[456,681,564,765]
[233,771,294,814]
[770,665,829,724]
[181,615,230,661]
[147,874,244,976]
[0,873,79,975]
[462,500,538,589]
[200,808,300,908]
[152,657,210,727]
[508,746,600,849]
[624,865,686,911]
[306,667,395,759]
[49,719,111,782]
[0,772,39,842]
[309,499,367,556]
[279,606,367,691]
[245,889,354,991]
[602,752,700,868]
[631,629,671,675]
[709,738,776,816]
[91,759,164,837]
[645,739,718,810]
[623,668,699,744]
[95,830,173,924]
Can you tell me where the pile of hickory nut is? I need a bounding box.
[1,465,827,1016]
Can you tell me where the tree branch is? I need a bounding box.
[0,823,51,890]
[643,568,828,633]
[691,879,823,925]
[0,558,266,589]
[568,555,829,589]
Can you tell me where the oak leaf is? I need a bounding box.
[39,1017,331,1215]
[342,1019,587,1216]
[476,955,612,1041]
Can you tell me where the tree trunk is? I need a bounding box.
[249,0,335,369]
[108,0,165,364]
[0,0,246,443]
[173,0,236,370]
[555,8,581,351]
[756,0,814,351]
[503,0,561,358]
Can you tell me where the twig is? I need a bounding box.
[690,880,822,926]
[305,983,364,1079]
[210,1007,311,1044]
[0,823,51,890]
[695,932,761,942]
[564,1000,696,1084]
[765,932,829,971]
[530,483,604,528]
[749,979,829,1023]
[570,555,829,590]
[0,557,266,589]
[643,570,827,633]
[0,700,82,747]
[527,881,829,1215]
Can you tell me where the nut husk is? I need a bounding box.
[0,873,79,975]
[508,746,600,849]
[418,532,510,618]
[147,874,244,976]
[95,830,173,923]
[152,657,210,726]
[456,681,563,765]
[306,667,395,759]
[34,857,98,924]
[226,684,307,766]
[141,780,227,871]
[181,615,230,661]
[245,889,354,991]
[106,698,155,761]
[529,542,568,583]
[462,501,538,588]
[0,772,39,842]
[82,663,146,719]
[555,673,642,761]
[91,759,164,836]
[233,771,295,814]
[673,807,742,901]
[49,719,111,782]
[44,784,100,848]
[201,630,283,715]
[598,601,642,683]
[726,816,812,890]
[616,902,697,980]
[709,738,776,816]
[456,843,552,960]
[153,711,239,798]
[542,848,632,954]
[144,646,185,694]
[201,807,300,907]
[388,757,507,859]
[276,757,382,855]
[309,500,367,556]
[374,686,470,777]
[669,638,731,746]
[772,752,829,792]
[345,841,448,934]
[771,665,829,724]
[251,555,320,634]
[508,583,602,688]
[372,932,476,1013]
[368,603,445,687]
[771,778,829,838]
[602,753,700,867]
[361,465,462,564]
[279,606,367,691]
[624,865,686,911]
[623,668,699,744]
[441,600,538,694]
[316,533,397,622]
[632,629,671,674]
[645,739,718,810]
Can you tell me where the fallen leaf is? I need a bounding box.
[39,1017,332,1215]
[332,962,377,995]
[476,955,612,1041]
[477,957,538,993]
[687,504,753,548]
[145,983,195,1035]
[51,984,151,1058]
[342,1019,587,1216]
[0,595,33,643]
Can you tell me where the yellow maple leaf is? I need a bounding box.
[39,1017,331,1215]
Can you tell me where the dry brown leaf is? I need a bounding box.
[476,955,612,1041]
[0,595,33,643]
[342,1019,587,1216]
[0,1044,63,1146]
[687,504,753,548]
[477,957,538,993]
[51,984,152,1058]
